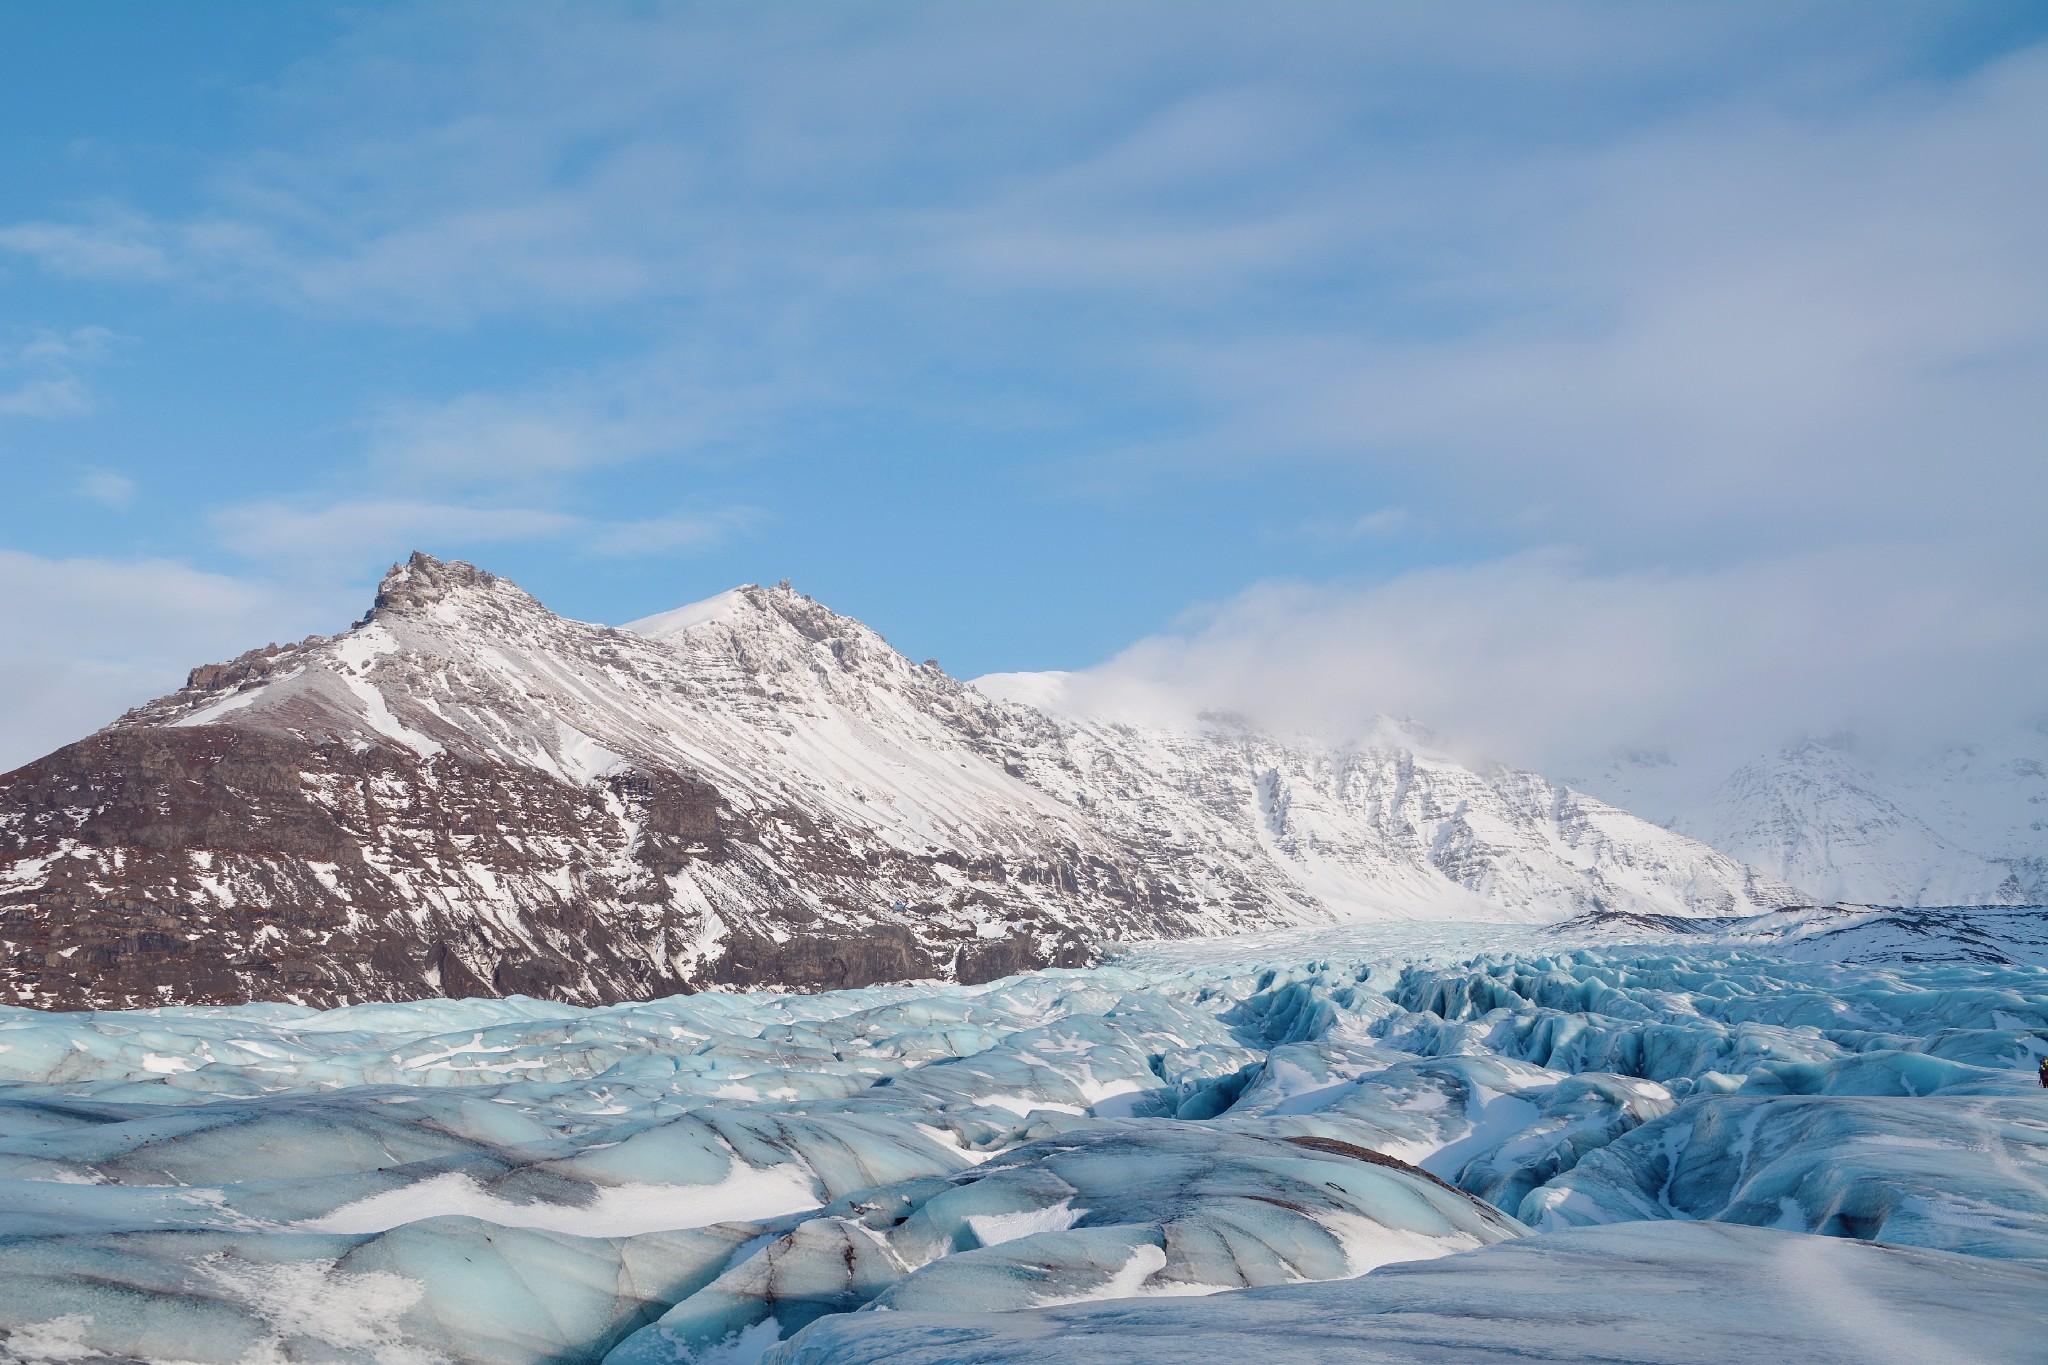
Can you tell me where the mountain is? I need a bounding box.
[0,553,1804,1008]
[1569,733,2048,907]
[1550,901,2048,968]
[967,672,1800,926]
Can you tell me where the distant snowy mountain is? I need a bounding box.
[0,554,1803,1008]
[1550,901,2048,968]
[1570,732,2047,907]
[970,670,1801,927]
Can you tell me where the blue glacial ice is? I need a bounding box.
[764,1220,2048,1365]
[0,913,2039,1362]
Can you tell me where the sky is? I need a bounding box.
[1,1,2044,780]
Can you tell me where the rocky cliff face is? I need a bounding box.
[0,554,1805,1008]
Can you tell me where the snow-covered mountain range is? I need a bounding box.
[1568,731,2047,907]
[0,553,1803,1008]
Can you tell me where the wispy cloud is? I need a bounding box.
[1062,540,2048,777]
[0,5,1929,324]
[210,496,755,566]
[0,220,173,281]
[211,500,583,563]
[207,351,775,572]
[1082,43,2048,555]
[1348,508,1409,538]
[0,549,349,770]
[362,356,784,487]
[0,327,117,419]
[73,469,137,509]
[586,508,760,557]
[2,4,2041,777]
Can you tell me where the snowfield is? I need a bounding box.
[0,908,2040,1363]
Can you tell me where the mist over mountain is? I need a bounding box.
[1009,556,2047,911]
[1566,729,2048,908]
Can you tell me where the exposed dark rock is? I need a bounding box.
[0,725,723,1008]
[0,715,1121,1008]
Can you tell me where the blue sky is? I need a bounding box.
[2,2,2045,774]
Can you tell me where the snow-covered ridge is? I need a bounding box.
[2,552,1806,1008]
[964,669,1805,925]
[117,552,1804,932]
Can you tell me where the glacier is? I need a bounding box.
[768,1223,2048,1365]
[0,911,2040,1363]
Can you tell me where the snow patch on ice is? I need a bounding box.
[300,1166,822,1237]
[964,1199,1083,1249]
[201,1259,438,1363]
[1033,1242,1168,1307]
[0,1313,101,1363]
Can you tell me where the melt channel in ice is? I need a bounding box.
[0,912,2040,1363]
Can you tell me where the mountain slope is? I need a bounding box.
[971,676,1801,926]
[0,554,1803,1008]
[1572,735,2047,907]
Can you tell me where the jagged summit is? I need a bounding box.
[0,554,1806,1009]
[370,550,516,615]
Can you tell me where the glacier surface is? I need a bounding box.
[0,911,2040,1363]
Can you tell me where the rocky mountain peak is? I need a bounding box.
[371,551,523,617]
[625,578,915,691]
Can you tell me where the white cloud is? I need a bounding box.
[0,4,1924,325]
[1133,43,2048,549]
[0,375,90,419]
[361,355,781,487]
[1005,36,2048,781]
[0,551,350,772]
[369,393,636,484]
[586,508,759,557]
[1063,542,2048,778]
[211,500,582,563]
[1349,508,1408,538]
[1,4,2039,787]
[220,356,779,571]
[0,327,116,419]
[73,469,137,509]
[209,496,755,567]
[0,221,172,281]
